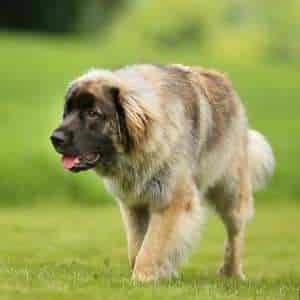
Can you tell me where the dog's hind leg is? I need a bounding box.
[207,160,254,280]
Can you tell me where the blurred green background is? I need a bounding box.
[0,0,299,206]
[0,2,300,299]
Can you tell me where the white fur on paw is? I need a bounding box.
[131,270,158,283]
[132,266,177,283]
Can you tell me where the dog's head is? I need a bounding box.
[50,70,155,174]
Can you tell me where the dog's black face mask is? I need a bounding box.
[50,85,124,173]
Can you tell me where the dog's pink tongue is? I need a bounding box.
[61,155,80,170]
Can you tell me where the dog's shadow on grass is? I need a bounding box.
[170,272,300,292]
[112,271,300,293]
[66,260,299,292]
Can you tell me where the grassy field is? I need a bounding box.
[0,30,299,299]
[0,203,299,300]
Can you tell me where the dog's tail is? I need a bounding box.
[248,130,275,191]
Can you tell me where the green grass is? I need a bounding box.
[1,31,299,299]
[1,5,299,299]
[0,203,299,300]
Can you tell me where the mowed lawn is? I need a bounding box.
[0,203,299,300]
[1,34,300,299]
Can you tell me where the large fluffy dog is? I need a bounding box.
[50,64,274,282]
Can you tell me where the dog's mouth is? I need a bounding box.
[61,153,101,172]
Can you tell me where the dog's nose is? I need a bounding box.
[50,129,69,148]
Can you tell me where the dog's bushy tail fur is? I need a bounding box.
[248,130,275,191]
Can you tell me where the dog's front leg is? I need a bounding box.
[119,203,149,269]
[132,182,203,282]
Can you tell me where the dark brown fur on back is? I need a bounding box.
[194,68,238,150]
[156,65,201,143]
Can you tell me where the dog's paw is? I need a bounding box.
[132,264,178,283]
[131,269,159,283]
[218,264,246,280]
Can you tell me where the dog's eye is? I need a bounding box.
[87,109,98,118]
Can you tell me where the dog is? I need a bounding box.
[50,64,275,282]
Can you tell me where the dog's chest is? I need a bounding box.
[103,170,165,208]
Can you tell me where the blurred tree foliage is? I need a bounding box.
[0,0,127,34]
[0,0,299,63]
[104,0,300,64]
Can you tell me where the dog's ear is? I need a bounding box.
[104,85,154,152]
[63,83,78,118]
[106,86,131,152]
